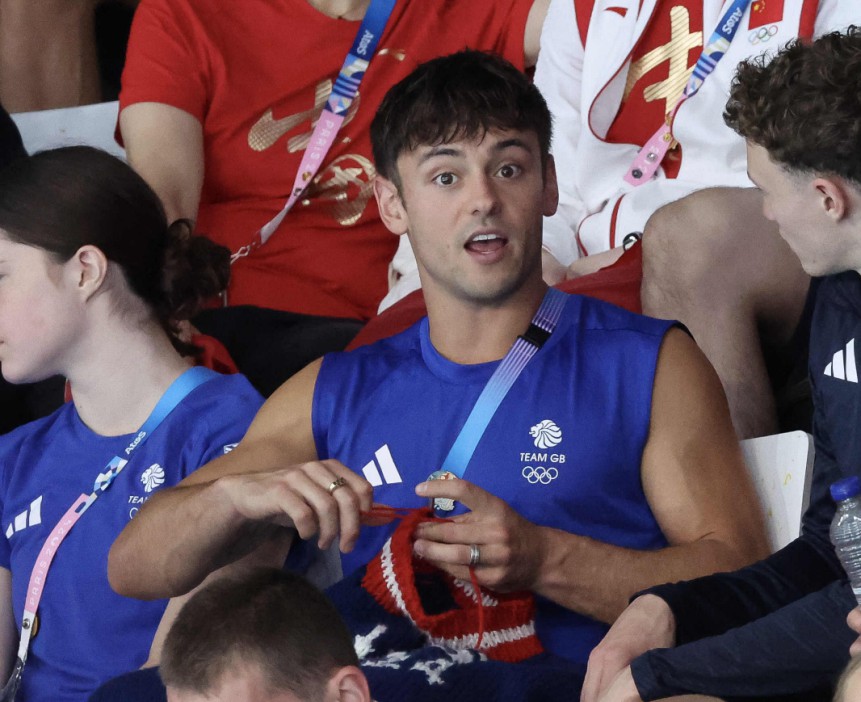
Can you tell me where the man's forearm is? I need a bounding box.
[534,528,755,624]
[108,477,280,599]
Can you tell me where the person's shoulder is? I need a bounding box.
[159,373,262,463]
[329,318,423,365]
[183,371,263,411]
[316,321,424,398]
[566,293,675,339]
[0,404,76,474]
[816,271,861,305]
[0,403,74,447]
[808,272,861,341]
[133,0,221,26]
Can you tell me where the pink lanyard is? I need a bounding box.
[0,367,215,701]
[624,0,752,186]
[228,0,397,268]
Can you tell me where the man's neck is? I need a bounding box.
[425,280,550,365]
[305,0,370,20]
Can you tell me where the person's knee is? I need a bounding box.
[642,188,743,304]
[642,187,784,309]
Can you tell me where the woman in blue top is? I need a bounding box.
[0,146,263,702]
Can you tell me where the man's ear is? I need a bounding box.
[542,154,559,218]
[813,176,848,222]
[325,665,372,702]
[373,175,409,236]
[67,244,109,302]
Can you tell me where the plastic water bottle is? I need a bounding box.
[830,476,861,605]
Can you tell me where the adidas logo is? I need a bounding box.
[362,444,403,487]
[825,338,858,383]
[5,496,42,539]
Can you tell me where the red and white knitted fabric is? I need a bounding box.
[361,509,543,663]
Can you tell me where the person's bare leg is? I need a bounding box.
[641,187,809,439]
[0,0,101,112]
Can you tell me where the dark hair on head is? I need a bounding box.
[160,568,358,699]
[724,27,861,184]
[371,50,552,187]
[0,146,229,354]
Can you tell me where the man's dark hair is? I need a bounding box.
[371,50,552,188]
[724,27,861,184]
[160,569,358,700]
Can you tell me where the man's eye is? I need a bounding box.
[498,164,522,178]
[433,172,457,186]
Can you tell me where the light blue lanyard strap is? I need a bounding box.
[89,366,218,498]
[231,0,397,270]
[326,0,397,117]
[440,289,568,478]
[685,0,752,98]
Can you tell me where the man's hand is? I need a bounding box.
[217,459,374,553]
[582,595,676,702]
[848,606,861,655]
[595,667,643,702]
[413,478,548,591]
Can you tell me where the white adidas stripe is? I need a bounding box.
[28,495,42,527]
[825,338,858,383]
[362,444,403,486]
[6,496,43,539]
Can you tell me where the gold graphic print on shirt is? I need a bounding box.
[247,80,372,226]
[623,6,703,115]
[246,48,408,227]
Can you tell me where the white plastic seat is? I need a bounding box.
[10,101,124,159]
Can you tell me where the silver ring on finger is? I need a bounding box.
[327,476,348,495]
[468,543,481,567]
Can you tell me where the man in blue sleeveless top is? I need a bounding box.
[107,51,767,670]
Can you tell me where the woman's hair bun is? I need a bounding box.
[159,218,231,323]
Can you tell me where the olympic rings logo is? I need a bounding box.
[521,466,559,485]
[749,25,778,45]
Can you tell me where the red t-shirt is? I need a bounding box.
[120,0,533,320]
[605,0,704,178]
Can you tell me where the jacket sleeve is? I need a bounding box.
[533,0,589,265]
[631,580,854,699]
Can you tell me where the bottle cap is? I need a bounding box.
[831,476,861,502]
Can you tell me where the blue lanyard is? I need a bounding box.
[230,0,397,269]
[686,0,752,98]
[328,0,397,117]
[440,289,568,478]
[2,365,219,702]
[89,366,218,500]
[625,0,752,186]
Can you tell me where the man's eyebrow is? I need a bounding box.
[493,137,533,154]
[417,146,463,165]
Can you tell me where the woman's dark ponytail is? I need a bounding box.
[0,146,230,354]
